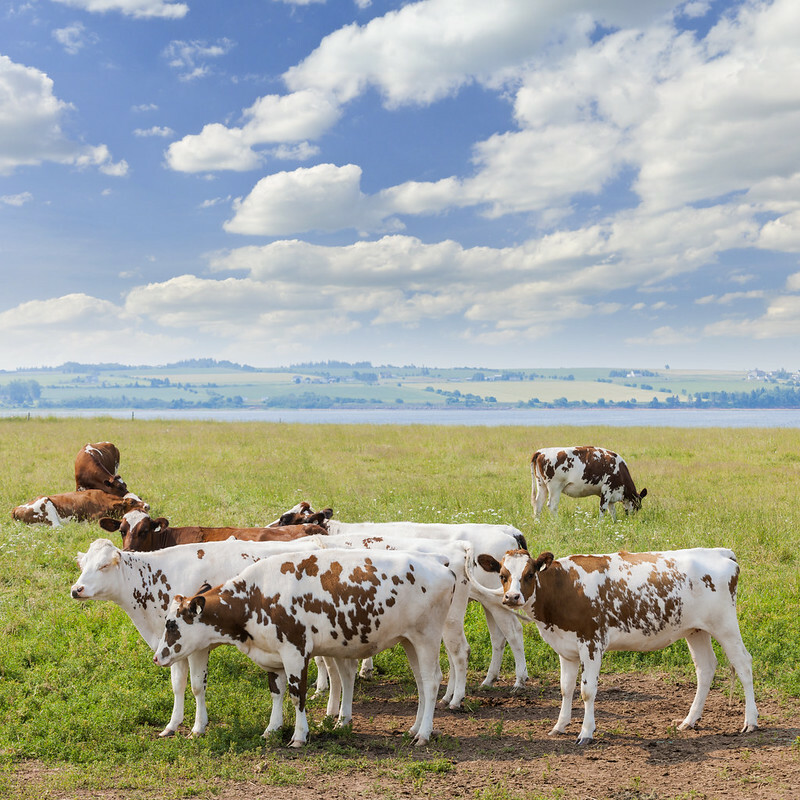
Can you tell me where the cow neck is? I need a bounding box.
[115,550,168,648]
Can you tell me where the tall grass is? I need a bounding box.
[1,418,799,792]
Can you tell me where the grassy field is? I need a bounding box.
[0,418,799,798]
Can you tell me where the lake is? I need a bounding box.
[3,407,799,427]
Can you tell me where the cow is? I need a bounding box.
[284,506,530,694]
[70,536,336,737]
[75,442,128,496]
[12,489,149,527]
[98,510,327,551]
[271,501,329,527]
[313,531,519,709]
[467,547,759,744]
[153,548,458,747]
[530,446,647,521]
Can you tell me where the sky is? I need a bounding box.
[1,0,800,372]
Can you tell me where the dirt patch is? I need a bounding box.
[11,672,800,799]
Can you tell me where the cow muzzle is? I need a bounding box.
[71,585,84,599]
[502,591,523,607]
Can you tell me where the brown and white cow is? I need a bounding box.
[531,446,647,521]
[153,548,458,747]
[98,510,326,551]
[468,547,758,744]
[12,489,149,527]
[75,442,128,496]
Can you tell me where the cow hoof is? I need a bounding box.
[447,701,464,711]
[547,727,567,738]
[576,736,594,745]
[741,723,758,734]
[158,729,176,738]
[288,739,305,748]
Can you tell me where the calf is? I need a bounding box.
[468,547,758,744]
[531,446,646,521]
[12,489,148,527]
[75,442,128,496]
[70,536,327,737]
[98,510,326,551]
[153,549,457,746]
[288,507,530,693]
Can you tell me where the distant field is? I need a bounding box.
[0,364,771,410]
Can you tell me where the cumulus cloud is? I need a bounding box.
[51,0,188,19]
[0,56,127,176]
[163,38,235,81]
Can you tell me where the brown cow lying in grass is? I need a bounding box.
[12,490,149,527]
[99,509,327,551]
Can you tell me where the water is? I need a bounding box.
[2,407,799,427]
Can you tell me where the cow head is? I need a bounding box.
[476,549,554,608]
[103,474,129,496]
[70,538,122,600]
[275,502,333,527]
[623,487,648,516]
[153,591,215,668]
[99,510,165,551]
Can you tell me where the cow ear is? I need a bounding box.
[103,477,114,487]
[197,582,212,594]
[98,517,121,532]
[322,507,334,519]
[639,488,648,499]
[153,517,169,531]
[188,596,206,617]
[534,552,555,572]
[76,551,86,568]
[476,553,501,573]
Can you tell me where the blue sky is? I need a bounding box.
[2,0,800,371]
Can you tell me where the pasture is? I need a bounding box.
[0,418,799,799]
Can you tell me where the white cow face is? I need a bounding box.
[70,538,121,600]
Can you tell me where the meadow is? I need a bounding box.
[0,418,799,799]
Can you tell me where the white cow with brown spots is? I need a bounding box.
[467,547,758,744]
[71,537,331,737]
[153,549,458,747]
[531,446,647,521]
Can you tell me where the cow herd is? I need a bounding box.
[12,440,759,747]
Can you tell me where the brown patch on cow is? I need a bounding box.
[281,555,320,580]
[701,574,716,591]
[728,571,739,600]
[197,549,205,559]
[571,554,612,574]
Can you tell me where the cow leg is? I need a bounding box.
[713,626,759,733]
[359,657,374,679]
[599,495,617,521]
[285,656,311,748]
[312,655,329,698]
[403,640,442,745]
[576,653,602,744]
[160,659,189,737]
[188,648,210,736]
[679,629,717,730]
[330,658,358,726]
[546,486,561,516]
[531,472,547,520]
[263,670,287,737]
[323,657,343,719]
[549,654,580,738]
[439,618,470,709]
[480,605,528,690]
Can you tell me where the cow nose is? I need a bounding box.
[503,592,522,607]
[71,586,82,598]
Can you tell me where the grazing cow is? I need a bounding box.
[98,510,326,551]
[70,536,331,737]
[12,489,149,527]
[531,446,647,521]
[288,506,530,693]
[75,442,128,496]
[468,547,758,744]
[153,549,457,747]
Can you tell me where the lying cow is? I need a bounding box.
[281,504,530,695]
[153,548,458,747]
[468,547,758,744]
[270,501,329,527]
[75,442,129,496]
[71,536,341,737]
[12,489,148,527]
[531,446,647,521]
[98,510,326,551]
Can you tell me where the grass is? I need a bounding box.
[0,418,799,797]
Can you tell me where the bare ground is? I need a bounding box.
[12,672,800,800]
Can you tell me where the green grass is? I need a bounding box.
[0,418,799,797]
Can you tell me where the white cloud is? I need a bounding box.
[704,295,800,340]
[0,55,127,176]
[163,39,235,81]
[51,0,188,19]
[133,125,175,138]
[166,90,340,173]
[1,191,33,206]
[52,22,97,55]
